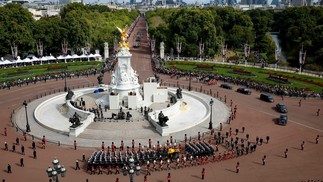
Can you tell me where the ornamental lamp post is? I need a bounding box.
[208,98,214,129]
[23,100,31,132]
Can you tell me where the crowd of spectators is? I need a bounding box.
[152,57,322,98]
[0,56,118,90]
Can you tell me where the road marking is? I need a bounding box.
[247,106,323,133]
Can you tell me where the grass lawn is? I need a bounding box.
[166,61,323,92]
[0,61,103,83]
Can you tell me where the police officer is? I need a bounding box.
[4,142,8,151]
[284,148,288,158]
[7,164,12,173]
[21,145,25,155]
[262,155,266,165]
[301,141,305,150]
[75,160,80,170]
[20,158,24,167]
[33,149,37,159]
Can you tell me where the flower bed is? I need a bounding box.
[267,74,290,84]
[46,65,68,71]
[194,64,215,71]
[230,68,255,76]
[262,71,323,87]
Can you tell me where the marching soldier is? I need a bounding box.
[90,165,95,175]
[166,159,171,170]
[115,165,120,174]
[153,160,157,171]
[101,142,105,151]
[201,168,205,180]
[176,158,180,169]
[159,159,164,171]
[146,165,151,176]
[107,165,112,175]
[167,173,171,182]
[98,165,103,174]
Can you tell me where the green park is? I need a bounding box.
[1,4,322,93]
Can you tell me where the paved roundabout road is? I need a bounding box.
[0,17,322,182]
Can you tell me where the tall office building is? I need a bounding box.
[290,0,306,6]
[240,0,252,4]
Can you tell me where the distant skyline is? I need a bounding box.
[80,0,235,4]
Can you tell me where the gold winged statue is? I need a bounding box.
[116,26,129,51]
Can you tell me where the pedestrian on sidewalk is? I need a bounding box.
[316,135,319,144]
[317,109,320,116]
[4,127,7,136]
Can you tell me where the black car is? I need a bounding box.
[260,93,274,102]
[277,114,288,125]
[220,84,233,90]
[237,87,251,95]
[276,103,288,113]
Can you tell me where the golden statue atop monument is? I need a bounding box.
[116,26,129,51]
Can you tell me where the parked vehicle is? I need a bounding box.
[260,93,274,102]
[276,103,288,113]
[237,87,251,95]
[220,84,232,90]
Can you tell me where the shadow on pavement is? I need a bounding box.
[225,168,236,173]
